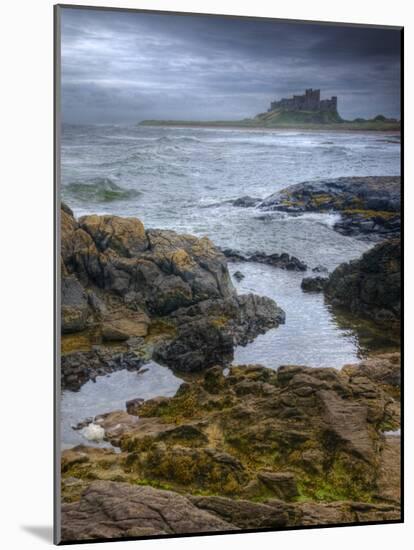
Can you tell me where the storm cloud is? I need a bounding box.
[60,7,401,124]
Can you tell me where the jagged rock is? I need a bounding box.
[101,324,130,341]
[61,481,235,541]
[154,294,285,372]
[301,276,328,292]
[259,176,400,241]
[61,205,284,376]
[79,214,148,256]
[222,249,307,271]
[63,207,234,314]
[325,239,401,328]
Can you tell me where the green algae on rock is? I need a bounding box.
[62,354,400,507]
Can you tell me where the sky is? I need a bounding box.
[60,7,401,124]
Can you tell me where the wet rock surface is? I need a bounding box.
[61,354,401,539]
[259,176,400,241]
[325,239,401,328]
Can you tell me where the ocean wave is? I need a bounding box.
[63,177,141,203]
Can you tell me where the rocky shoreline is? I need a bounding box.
[61,353,401,540]
[61,203,284,387]
[60,190,401,540]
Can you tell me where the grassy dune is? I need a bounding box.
[140,109,400,132]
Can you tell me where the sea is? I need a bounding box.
[60,124,400,447]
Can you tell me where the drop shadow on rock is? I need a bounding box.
[21,525,53,543]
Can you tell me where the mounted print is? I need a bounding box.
[55,4,403,544]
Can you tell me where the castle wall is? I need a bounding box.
[269,90,338,113]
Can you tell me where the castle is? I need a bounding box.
[269,89,338,113]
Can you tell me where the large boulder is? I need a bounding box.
[154,294,285,372]
[61,206,235,316]
[325,239,401,328]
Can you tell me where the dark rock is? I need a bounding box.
[301,276,328,292]
[61,276,90,333]
[325,239,401,328]
[61,350,144,391]
[260,176,400,241]
[222,249,307,271]
[233,270,245,281]
[154,295,285,372]
[230,196,261,208]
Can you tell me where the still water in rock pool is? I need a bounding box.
[232,262,359,369]
[61,362,183,449]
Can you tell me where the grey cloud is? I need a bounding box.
[59,7,401,124]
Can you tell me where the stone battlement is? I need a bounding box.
[269,89,338,113]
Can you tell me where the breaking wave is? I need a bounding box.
[63,177,141,203]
